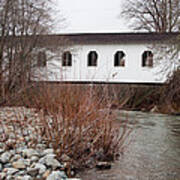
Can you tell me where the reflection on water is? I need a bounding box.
[80,111,180,180]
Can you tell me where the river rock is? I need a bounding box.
[0,143,5,148]
[10,154,21,162]
[30,155,39,162]
[4,163,12,168]
[34,163,46,174]
[3,167,19,175]
[27,167,39,176]
[0,152,12,163]
[0,172,6,180]
[42,148,54,156]
[42,170,51,179]
[47,171,67,180]
[16,175,33,180]
[39,154,62,169]
[36,143,47,150]
[12,159,26,169]
[0,148,4,154]
[15,170,26,176]
[6,175,15,180]
[22,149,39,158]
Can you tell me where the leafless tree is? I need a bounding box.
[121,0,180,32]
[0,0,55,100]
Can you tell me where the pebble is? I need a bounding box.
[39,154,62,169]
[0,172,6,179]
[17,175,33,180]
[10,154,21,162]
[30,156,39,162]
[22,149,39,158]
[0,152,12,163]
[3,167,19,175]
[0,107,82,180]
[47,171,67,180]
[27,167,39,176]
[0,148,4,154]
[42,148,54,156]
[34,163,47,174]
[12,159,26,169]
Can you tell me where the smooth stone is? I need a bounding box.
[34,163,47,174]
[0,143,5,149]
[0,152,12,163]
[15,170,26,176]
[9,150,16,155]
[42,170,51,179]
[16,175,33,180]
[0,148,4,154]
[0,172,6,180]
[42,148,54,156]
[27,168,39,176]
[30,156,39,162]
[6,175,14,180]
[36,144,47,150]
[22,149,39,158]
[3,168,19,175]
[12,159,26,169]
[47,171,67,180]
[4,163,12,168]
[39,154,62,169]
[16,147,27,154]
[10,154,21,162]
[23,159,31,166]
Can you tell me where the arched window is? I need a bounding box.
[142,51,153,67]
[62,51,72,66]
[37,51,47,67]
[114,51,125,67]
[88,51,98,66]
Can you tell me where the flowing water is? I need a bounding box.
[80,111,180,180]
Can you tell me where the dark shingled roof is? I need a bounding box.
[4,32,179,46]
[44,32,180,45]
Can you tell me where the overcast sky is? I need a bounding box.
[52,0,131,33]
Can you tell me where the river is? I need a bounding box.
[80,110,180,180]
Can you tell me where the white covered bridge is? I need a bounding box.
[33,32,179,84]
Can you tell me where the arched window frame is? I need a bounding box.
[62,51,72,67]
[87,51,98,67]
[142,51,153,68]
[114,51,126,67]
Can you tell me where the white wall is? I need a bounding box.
[34,42,167,83]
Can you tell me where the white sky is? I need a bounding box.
[52,0,131,33]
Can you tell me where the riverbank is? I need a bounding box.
[80,110,180,180]
[0,107,82,180]
[0,104,130,179]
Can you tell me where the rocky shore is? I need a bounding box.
[0,107,81,180]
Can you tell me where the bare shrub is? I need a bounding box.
[28,84,131,168]
[0,83,132,169]
[94,84,161,111]
[160,68,180,113]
